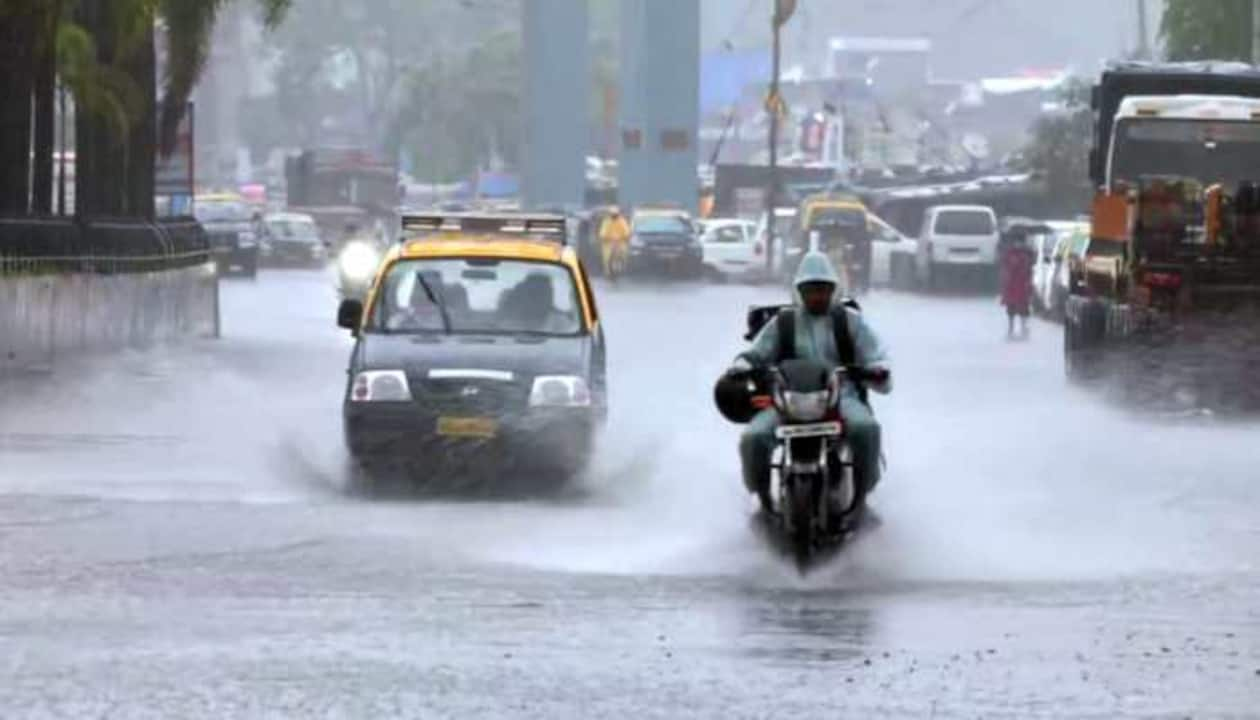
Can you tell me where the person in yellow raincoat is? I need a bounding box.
[598,207,632,279]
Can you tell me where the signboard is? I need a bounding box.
[155,101,194,196]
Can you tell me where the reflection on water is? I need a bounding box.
[736,587,880,665]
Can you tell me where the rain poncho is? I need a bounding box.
[736,252,890,498]
[739,252,892,398]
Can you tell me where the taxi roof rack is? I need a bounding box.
[401,212,568,242]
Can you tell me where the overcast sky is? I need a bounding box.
[702,0,1164,79]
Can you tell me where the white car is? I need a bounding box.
[915,204,1000,289]
[867,214,918,289]
[699,218,763,281]
[1042,221,1090,319]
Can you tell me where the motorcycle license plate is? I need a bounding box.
[776,421,842,439]
[437,417,498,439]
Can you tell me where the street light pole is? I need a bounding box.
[1252,0,1260,65]
[766,0,793,273]
[766,11,776,273]
[1136,0,1150,60]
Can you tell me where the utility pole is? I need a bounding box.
[1253,0,1260,65]
[766,0,795,273]
[1135,0,1150,60]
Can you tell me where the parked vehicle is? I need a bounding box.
[1039,222,1090,319]
[868,214,918,289]
[1068,63,1260,412]
[699,218,762,282]
[915,205,1000,291]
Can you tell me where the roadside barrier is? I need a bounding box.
[0,217,218,376]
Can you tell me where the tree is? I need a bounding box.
[392,29,523,182]
[1024,108,1094,215]
[0,0,289,218]
[1161,0,1252,61]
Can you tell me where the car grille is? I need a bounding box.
[411,377,528,414]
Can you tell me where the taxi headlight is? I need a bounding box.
[339,242,380,280]
[529,375,591,407]
[350,370,411,403]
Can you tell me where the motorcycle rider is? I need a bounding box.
[730,251,892,512]
[597,206,632,278]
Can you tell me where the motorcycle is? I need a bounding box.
[758,359,884,570]
[715,304,886,571]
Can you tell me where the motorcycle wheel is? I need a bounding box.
[787,478,815,572]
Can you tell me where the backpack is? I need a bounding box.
[774,303,859,367]
[775,303,868,404]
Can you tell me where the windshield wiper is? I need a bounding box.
[414,272,453,334]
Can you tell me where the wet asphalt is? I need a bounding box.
[1,269,1258,718]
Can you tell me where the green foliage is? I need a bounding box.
[1160,0,1253,61]
[1024,106,1094,212]
[253,0,527,181]
[393,29,523,182]
[158,0,291,150]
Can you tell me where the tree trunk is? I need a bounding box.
[0,9,35,214]
[31,7,57,215]
[123,20,156,219]
[75,0,126,217]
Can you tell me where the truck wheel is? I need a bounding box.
[1065,299,1106,383]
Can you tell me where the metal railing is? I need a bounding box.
[0,216,211,276]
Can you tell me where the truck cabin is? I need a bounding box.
[1105,95,1260,193]
[1096,96,1260,276]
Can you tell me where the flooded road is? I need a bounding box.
[2,270,1258,718]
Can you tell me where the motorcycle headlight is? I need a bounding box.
[350,370,411,403]
[529,375,591,407]
[777,390,831,422]
[339,242,380,281]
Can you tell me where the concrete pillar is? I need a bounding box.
[522,0,590,210]
[617,0,700,213]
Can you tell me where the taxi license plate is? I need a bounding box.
[437,417,498,439]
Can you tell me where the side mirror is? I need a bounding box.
[337,299,363,333]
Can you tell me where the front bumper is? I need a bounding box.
[344,403,597,472]
[628,246,703,276]
[213,245,258,272]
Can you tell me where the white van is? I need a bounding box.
[915,205,999,289]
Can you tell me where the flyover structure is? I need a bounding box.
[521,0,700,213]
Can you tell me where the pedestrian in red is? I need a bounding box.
[999,234,1036,339]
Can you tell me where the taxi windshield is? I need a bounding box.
[370,258,583,337]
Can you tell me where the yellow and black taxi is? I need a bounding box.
[335,212,608,492]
